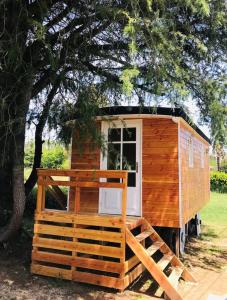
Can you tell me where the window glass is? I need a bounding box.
[123,128,136,141]
[122,143,136,170]
[107,143,121,170]
[108,128,121,142]
[128,172,136,187]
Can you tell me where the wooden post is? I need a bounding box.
[121,173,128,225]
[119,172,128,291]
[75,187,80,214]
[36,176,44,212]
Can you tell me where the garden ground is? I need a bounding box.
[0,192,226,300]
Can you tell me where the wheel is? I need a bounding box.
[188,213,201,237]
[179,226,186,255]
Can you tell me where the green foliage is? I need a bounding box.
[24,143,66,169]
[220,159,227,173]
[24,143,35,168]
[41,145,65,169]
[120,68,140,96]
[210,171,227,193]
[200,192,227,237]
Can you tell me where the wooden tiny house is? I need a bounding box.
[70,107,210,251]
[31,106,210,299]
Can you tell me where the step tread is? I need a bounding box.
[146,241,164,256]
[135,229,154,242]
[157,253,174,271]
[168,266,184,288]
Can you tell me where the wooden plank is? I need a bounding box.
[124,255,140,273]
[76,242,123,258]
[157,254,174,271]
[39,179,125,189]
[35,212,124,228]
[123,263,145,289]
[146,241,164,257]
[31,263,72,280]
[75,215,123,228]
[135,229,154,243]
[72,271,123,290]
[32,250,72,265]
[34,222,123,243]
[36,183,44,212]
[75,186,80,213]
[74,228,123,243]
[35,212,74,223]
[143,218,197,282]
[33,237,74,251]
[37,169,127,179]
[72,257,123,273]
[126,217,144,230]
[126,228,183,300]
[33,238,123,258]
[34,224,74,237]
[168,267,183,289]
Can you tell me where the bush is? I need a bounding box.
[210,171,227,193]
[41,145,65,169]
[24,143,34,168]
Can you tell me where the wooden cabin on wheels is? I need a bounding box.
[31,106,210,300]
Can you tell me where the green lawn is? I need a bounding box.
[200,192,227,237]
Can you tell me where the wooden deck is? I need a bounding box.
[31,169,195,299]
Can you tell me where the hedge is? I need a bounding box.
[210,171,227,193]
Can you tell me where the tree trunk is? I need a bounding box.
[0,84,32,242]
[217,155,220,171]
[25,83,59,197]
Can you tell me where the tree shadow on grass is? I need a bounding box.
[183,225,227,272]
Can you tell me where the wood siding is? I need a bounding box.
[69,117,210,229]
[142,118,180,228]
[69,126,100,212]
[179,120,210,225]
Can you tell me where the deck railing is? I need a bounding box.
[36,168,128,223]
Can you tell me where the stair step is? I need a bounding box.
[157,254,174,271]
[146,241,164,256]
[168,266,184,289]
[135,229,154,242]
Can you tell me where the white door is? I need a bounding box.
[99,120,141,216]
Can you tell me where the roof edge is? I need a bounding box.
[96,106,211,144]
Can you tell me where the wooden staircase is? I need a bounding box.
[126,218,196,300]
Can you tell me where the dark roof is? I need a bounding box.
[96,106,210,144]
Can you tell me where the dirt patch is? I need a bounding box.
[0,224,227,300]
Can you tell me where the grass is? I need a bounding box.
[200,191,227,237]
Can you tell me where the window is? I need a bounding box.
[189,136,194,168]
[107,127,137,187]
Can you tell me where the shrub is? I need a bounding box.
[210,171,227,193]
[41,145,65,169]
[24,143,34,168]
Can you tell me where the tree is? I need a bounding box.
[0,0,226,242]
[210,101,227,170]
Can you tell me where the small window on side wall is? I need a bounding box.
[189,137,194,168]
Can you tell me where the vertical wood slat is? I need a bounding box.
[75,187,80,214]
[36,176,44,212]
[121,174,128,224]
